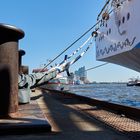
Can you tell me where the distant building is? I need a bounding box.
[67,72,74,84]
[74,66,90,84]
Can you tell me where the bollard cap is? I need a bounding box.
[19,49,26,56]
[0,23,25,43]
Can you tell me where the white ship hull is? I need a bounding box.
[41,76,69,91]
[95,0,140,72]
[45,78,69,91]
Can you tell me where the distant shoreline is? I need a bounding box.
[88,82,127,84]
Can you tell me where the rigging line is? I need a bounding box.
[62,62,109,79]
[70,42,93,66]
[108,0,128,15]
[39,20,101,72]
[97,0,111,20]
[86,62,109,71]
[67,36,92,59]
[58,36,92,66]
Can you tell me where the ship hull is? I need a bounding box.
[95,0,140,72]
[41,77,69,91]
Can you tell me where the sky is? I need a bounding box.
[0,0,140,82]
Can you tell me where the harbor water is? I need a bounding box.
[69,83,140,108]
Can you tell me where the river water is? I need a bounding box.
[69,83,140,108]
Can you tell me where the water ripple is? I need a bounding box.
[69,83,140,108]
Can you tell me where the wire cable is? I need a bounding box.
[39,20,101,72]
[86,62,109,71]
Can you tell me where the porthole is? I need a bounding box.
[127,12,130,20]
[109,28,111,34]
[118,20,121,26]
[122,16,125,23]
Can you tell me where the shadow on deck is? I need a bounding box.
[36,89,129,140]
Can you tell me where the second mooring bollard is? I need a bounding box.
[18,49,29,74]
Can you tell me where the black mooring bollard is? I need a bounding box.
[18,49,26,73]
[18,49,29,74]
[0,23,24,116]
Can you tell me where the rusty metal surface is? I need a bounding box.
[0,41,18,114]
[0,99,51,135]
[0,23,25,42]
[0,23,24,115]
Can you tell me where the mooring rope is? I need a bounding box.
[70,41,93,66]
[31,37,94,88]
[67,36,92,60]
